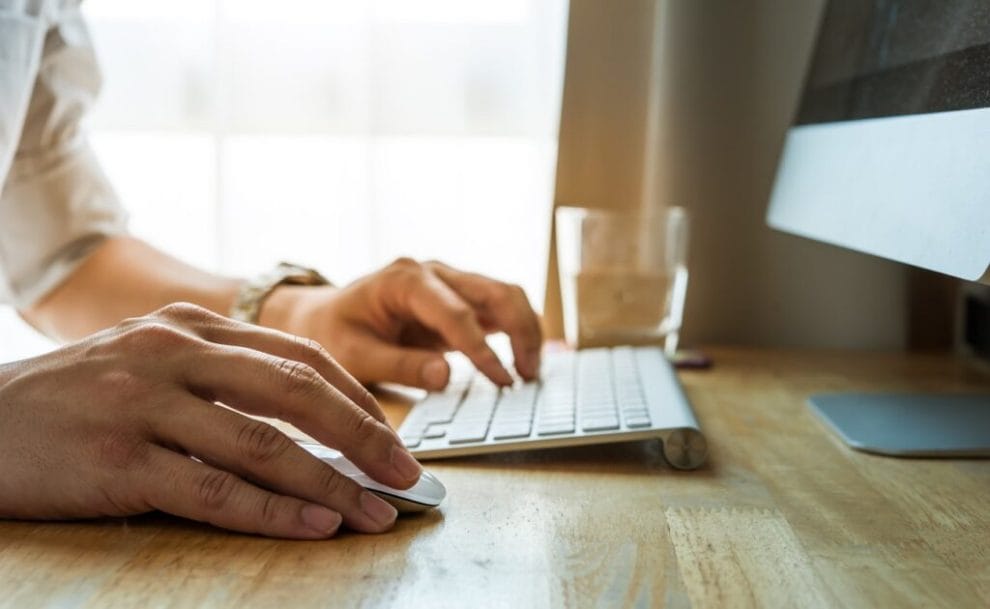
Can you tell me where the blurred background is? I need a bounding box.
[0,0,569,358]
[0,0,962,361]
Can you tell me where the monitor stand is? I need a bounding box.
[808,393,990,457]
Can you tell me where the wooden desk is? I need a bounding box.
[1,348,988,608]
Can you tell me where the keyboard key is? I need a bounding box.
[580,405,617,415]
[492,424,532,440]
[496,408,534,419]
[423,404,458,425]
[401,421,428,437]
[537,421,575,435]
[620,406,649,415]
[625,416,652,428]
[492,415,533,426]
[543,399,574,411]
[401,436,422,448]
[582,417,620,432]
[501,383,537,402]
[616,390,644,401]
[447,426,490,443]
[423,424,447,439]
[580,412,617,421]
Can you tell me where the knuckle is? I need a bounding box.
[195,470,238,511]
[119,321,191,353]
[509,283,529,302]
[357,387,379,413]
[348,412,383,445]
[236,420,292,465]
[258,493,283,527]
[492,282,528,311]
[273,359,323,398]
[316,466,351,498]
[388,257,425,290]
[118,315,145,330]
[389,256,419,271]
[292,335,332,365]
[491,283,515,305]
[447,303,474,325]
[155,302,211,322]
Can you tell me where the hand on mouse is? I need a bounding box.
[0,303,421,539]
[258,258,544,390]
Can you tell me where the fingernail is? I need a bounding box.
[421,359,448,389]
[360,491,398,528]
[301,504,342,535]
[391,444,423,482]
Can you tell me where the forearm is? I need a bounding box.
[20,236,243,342]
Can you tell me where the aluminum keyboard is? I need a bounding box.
[397,346,708,470]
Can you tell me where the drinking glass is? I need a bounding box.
[555,206,689,355]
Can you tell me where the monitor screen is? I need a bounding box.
[797,1,990,125]
[767,0,990,283]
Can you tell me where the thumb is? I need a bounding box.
[351,338,450,390]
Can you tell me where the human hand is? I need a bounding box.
[261,259,543,390]
[0,303,421,538]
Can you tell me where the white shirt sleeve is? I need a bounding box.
[0,3,127,309]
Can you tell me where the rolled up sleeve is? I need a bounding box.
[0,4,127,309]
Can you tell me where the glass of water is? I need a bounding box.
[555,206,689,355]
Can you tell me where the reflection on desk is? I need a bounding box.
[0,348,988,608]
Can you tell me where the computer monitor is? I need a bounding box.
[766,0,990,456]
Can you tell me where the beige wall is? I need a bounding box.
[544,0,659,341]
[546,0,911,349]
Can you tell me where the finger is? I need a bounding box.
[397,322,448,351]
[140,444,343,539]
[428,263,543,380]
[177,345,422,490]
[401,272,513,386]
[154,303,387,423]
[153,399,398,533]
[211,326,387,423]
[346,335,451,391]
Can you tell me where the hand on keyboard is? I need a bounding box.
[264,258,542,390]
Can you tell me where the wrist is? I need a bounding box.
[230,262,330,325]
[257,284,336,335]
[256,284,302,331]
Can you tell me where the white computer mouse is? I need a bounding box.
[297,442,446,513]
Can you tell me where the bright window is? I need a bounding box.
[0,0,568,360]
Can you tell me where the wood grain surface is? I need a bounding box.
[1,348,988,608]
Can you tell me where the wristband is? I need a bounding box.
[230,262,330,324]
